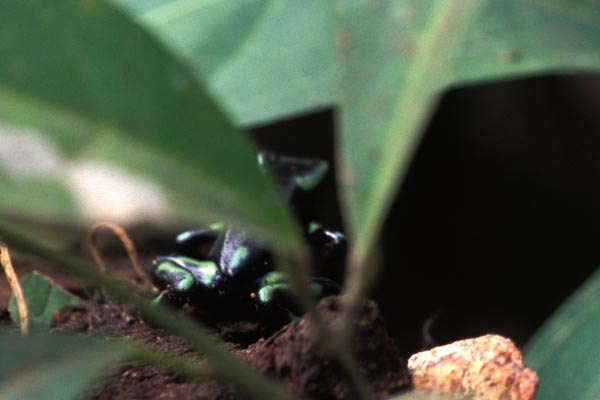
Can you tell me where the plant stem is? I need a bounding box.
[0,242,29,335]
[275,251,371,400]
[0,218,295,400]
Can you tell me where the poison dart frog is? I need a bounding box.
[151,151,345,322]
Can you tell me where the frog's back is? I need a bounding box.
[211,228,272,283]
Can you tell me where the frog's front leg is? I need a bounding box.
[307,222,346,249]
[306,221,347,269]
[174,223,225,259]
[151,255,222,306]
[251,271,340,321]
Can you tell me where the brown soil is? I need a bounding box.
[4,292,410,399]
[0,245,410,400]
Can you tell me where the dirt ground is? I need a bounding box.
[1,258,411,399]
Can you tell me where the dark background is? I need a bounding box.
[251,73,600,356]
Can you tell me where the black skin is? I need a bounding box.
[151,151,346,323]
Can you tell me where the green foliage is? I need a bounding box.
[526,267,600,399]
[0,334,134,400]
[0,0,598,399]
[0,0,299,251]
[116,1,600,129]
[8,272,80,333]
[335,0,600,256]
[114,0,334,126]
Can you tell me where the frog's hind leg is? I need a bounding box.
[252,271,340,322]
[257,150,330,201]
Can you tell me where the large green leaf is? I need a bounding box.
[526,267,600,399]
[0,334,133,400]
[0,1,299,251]
[113,0,334,127]
[335,0,600,259]
[9,272,80,334]
[113,1,600,129]
[107,0,600,257]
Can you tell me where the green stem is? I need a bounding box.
[274,251,370,400]
[0,218,295,400]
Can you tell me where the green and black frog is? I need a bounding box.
[151,151,345,323]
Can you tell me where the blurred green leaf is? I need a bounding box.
[0,1,299,251]
[0,218,294,400]
[0,334,133,400]
[526,267,600,399]
[8,272,80,333]
[335,0,600,258]
[114,0,334,126]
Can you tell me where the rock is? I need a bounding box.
[408,334,538,400]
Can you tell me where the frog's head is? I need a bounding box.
[257,150,329,198]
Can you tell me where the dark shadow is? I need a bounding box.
[250,74,600,357]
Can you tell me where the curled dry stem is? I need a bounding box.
[87,221,155,292]
[0,242,29,335]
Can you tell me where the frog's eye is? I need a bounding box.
[257,150,279,172]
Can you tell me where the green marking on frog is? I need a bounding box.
[258,271,286,287]
[308,221,322,234]
[155,261,195,291]
[176,230,196,243]
[258,282,288,304]
[333,231,345,240]
[294,162,328,190]
[176,223,224,243]
[230,246,249,271]
[179,256,218,287]
[209,222,225,231]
